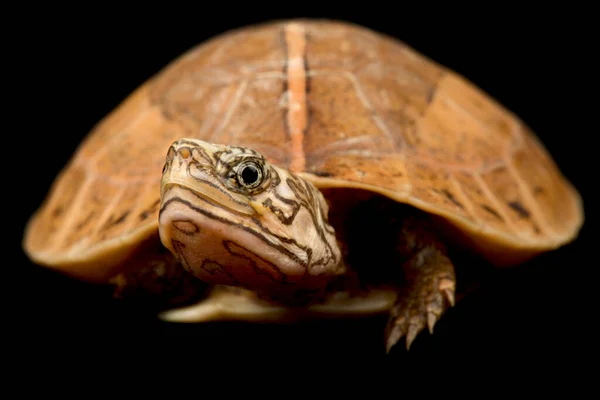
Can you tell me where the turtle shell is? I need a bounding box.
[23,19,583,282]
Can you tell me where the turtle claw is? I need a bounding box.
[385,305,434,352]
[405,322,423,350]
[440,278,456,306]
[427,312,437,334]
[385,321,405,354]
[444,288,455,306]
[384,248,457,353]
[384,284,455,352]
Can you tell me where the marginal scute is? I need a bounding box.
[406,163,470,219]
[25,164,87,254]
[451,171,511,233]
[57,176,120,252]
[480,166,541,239]
[137,197,161,222]
[97,183,155,239]
[512,132,580,236]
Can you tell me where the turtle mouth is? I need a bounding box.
[161,179,254,216]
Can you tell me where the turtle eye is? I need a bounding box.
[236,161,263,189]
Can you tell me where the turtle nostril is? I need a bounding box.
[166,146,176,162]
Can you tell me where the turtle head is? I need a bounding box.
[158,139,343,299]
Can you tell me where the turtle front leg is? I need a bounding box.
[385,217,457,353]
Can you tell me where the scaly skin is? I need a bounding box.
[385,217,456,351]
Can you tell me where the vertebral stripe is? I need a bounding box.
[283,22,308,172]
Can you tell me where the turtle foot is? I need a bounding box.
[384,246,456,353]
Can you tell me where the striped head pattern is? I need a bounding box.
[158,139,344,297]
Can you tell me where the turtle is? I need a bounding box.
[23,19,584,352]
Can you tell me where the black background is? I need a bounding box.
[11,5,594,384]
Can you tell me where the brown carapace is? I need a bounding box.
[23,19,583,352]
